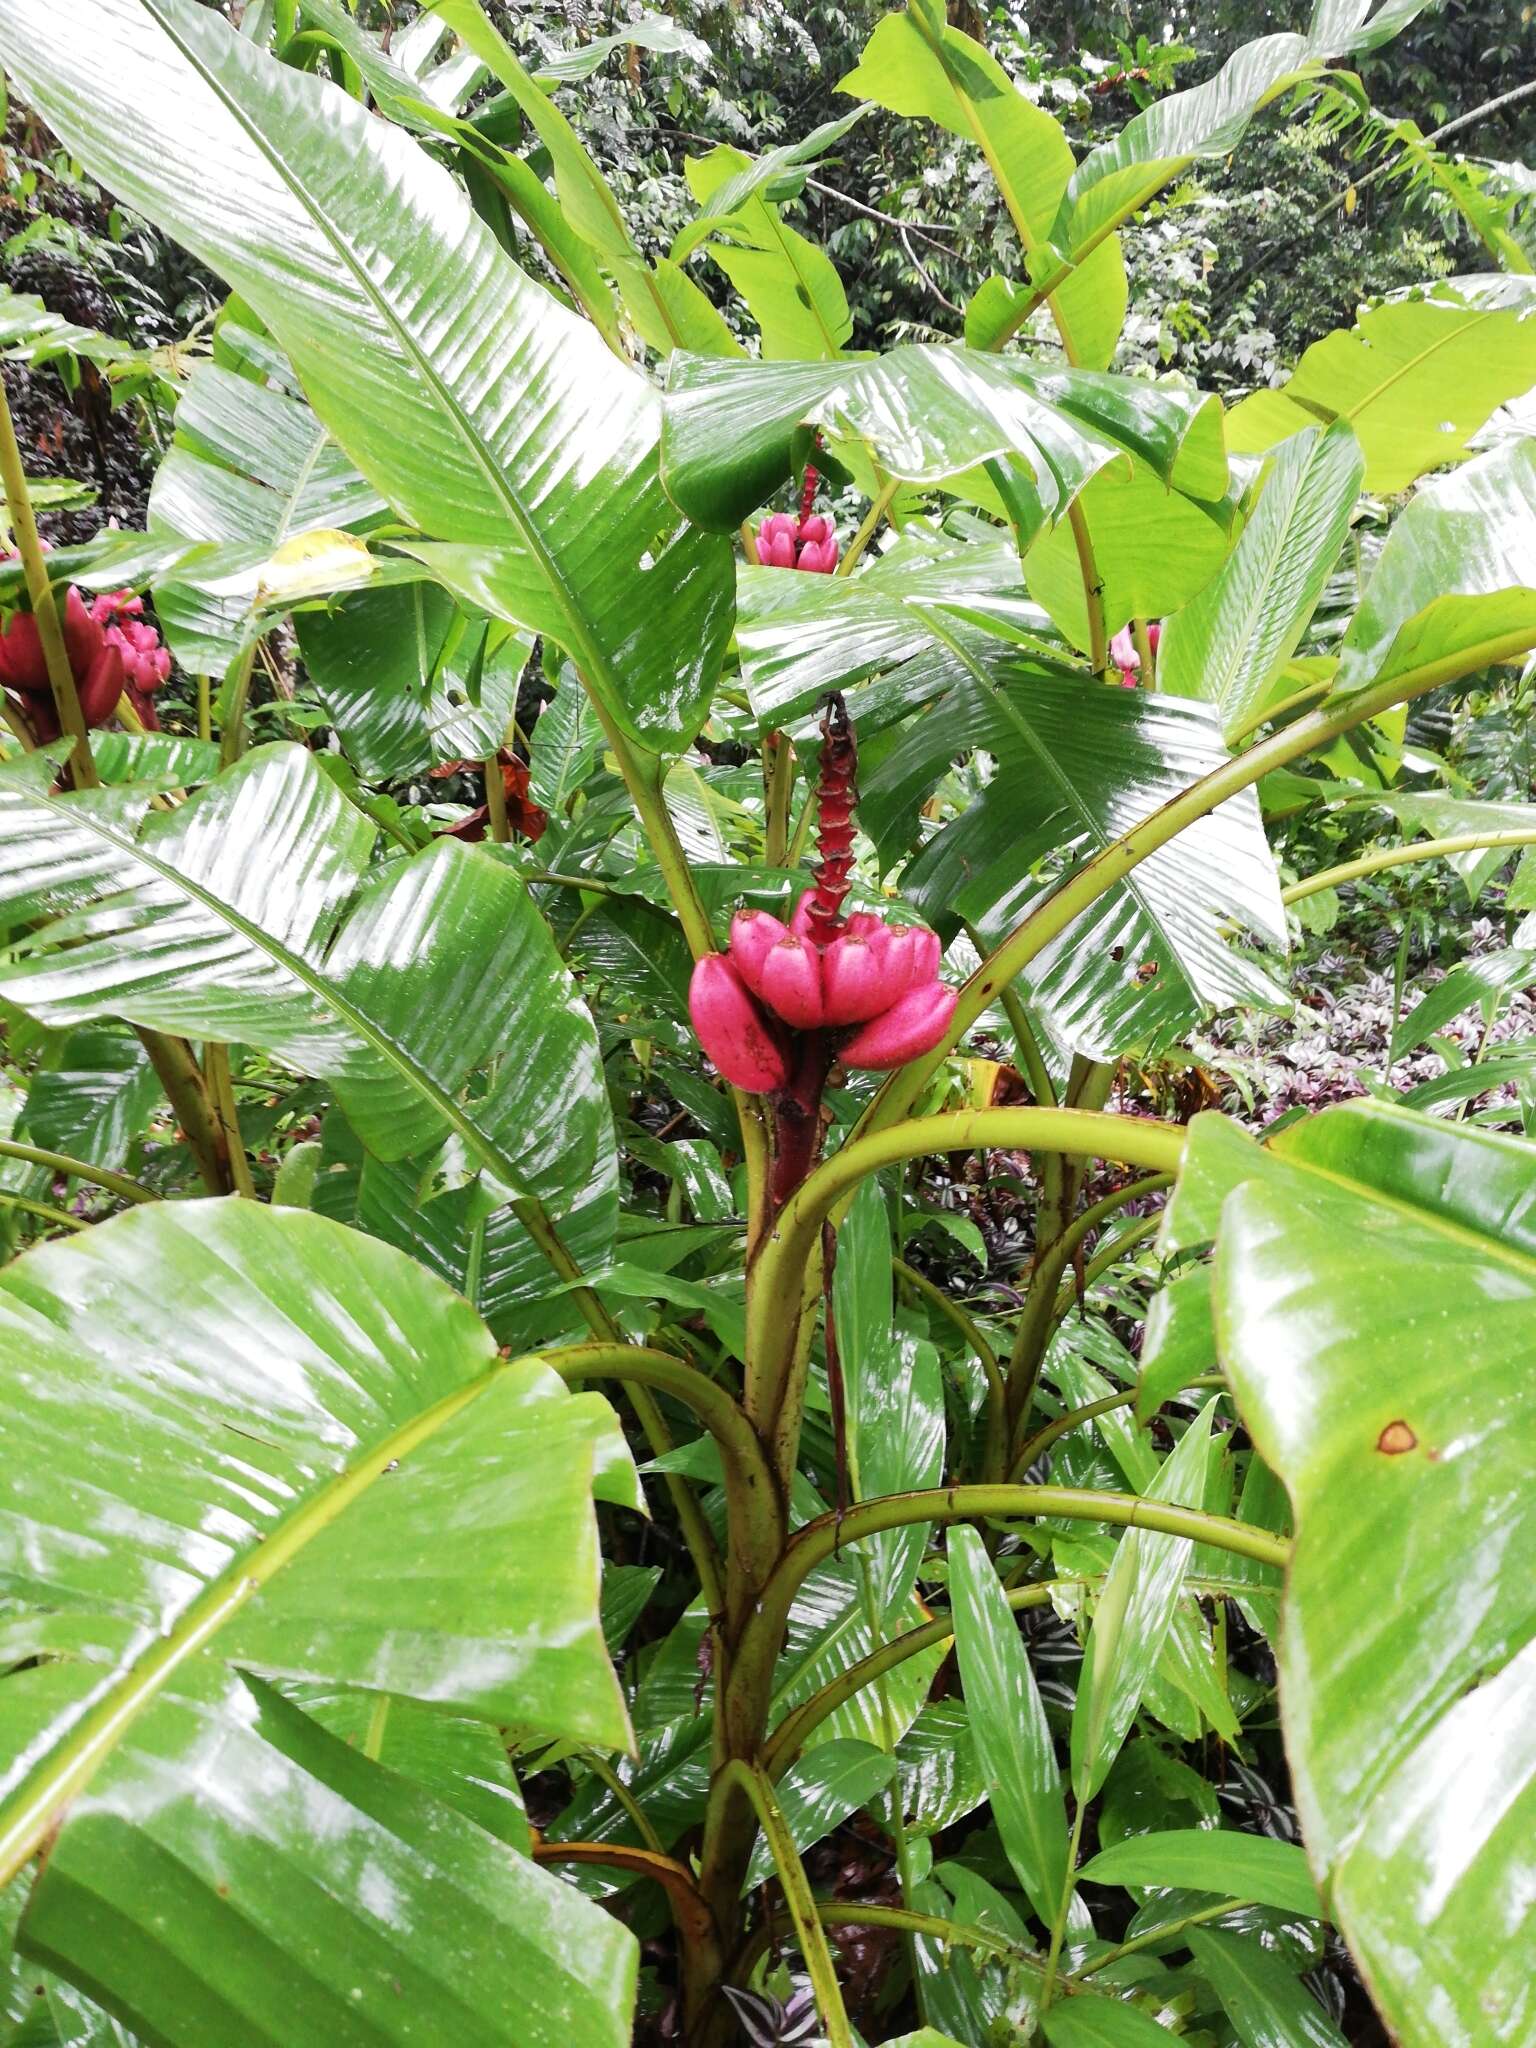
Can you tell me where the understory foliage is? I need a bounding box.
[0,3,1534,2047]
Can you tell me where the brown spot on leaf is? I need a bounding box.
[1377,1420,1418,1455]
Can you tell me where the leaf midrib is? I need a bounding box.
[142,0,611,694]
[0,1354,514,1887]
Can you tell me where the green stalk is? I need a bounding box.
[546,1343,781,1608]
[1073,1895,1257,1978]
[0,1139,156,1207]
[745,1108,1185,1475]
[512,1211,726,1615]
[763,731,795,868]
[1006,1168,1171,1451]
[856,638,1536,1146]
[714,1760,854,2048]
[727,1482,1288,1780]
[0,1190,86,1234]
[203,1043,256,1198]
[0,373,98,789]
[482,754,511,843]
[1010,1377,1226,1483]
[1040,1801,1087,2013]
[837,476,899,577]
[137,1028,231,1197]
[894,1255,1007,1481]
[1283,828,1536,903]
[586,704,770,1223]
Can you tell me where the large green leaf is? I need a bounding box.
[735,528,1038,737]
[838,0,1126,369]
[1227,278,1536,495]
[0,746,616,1238]
[663,347,1226,534]
[430,0,733,359]
[683,146,852,360]
[1183,1100,1536,2046]
[1335,437,1536,699]
[948,1528,1067,1929]
[1058,0,1433,266]
[874,652,1287,1056]
[0,1200,636,2044]
[1159,424,1365,741]
[0,0,733,753]
[146,339,386,673]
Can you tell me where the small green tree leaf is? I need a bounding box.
[1188,1929,1348,2048]
[948,1526,1067,1928]
[1071,1402,1218,1805]
[1079,1830,1323,1918]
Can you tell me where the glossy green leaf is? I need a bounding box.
[295,583,534,781]
[744,1739,896,1888]
[0,1199,638,2046]
[1071,1403,1217,1804]
[17,1669,635,2048]
[1159,424,1365,741]
[146,337,385,673]
[0,746,616,1237]
[948,1527,1067,1927]
[663,347,1225,534]
[1042,1997,1181,2046]
[1187,1929,1347,2048]
[880,654,1286,1056]
[736,528,1032,737]
[1023,456,1236,651]
[1079,1830,1323,1918]
[892,1702,988,1841]
[20,1031,160,1176]
[1227,278,1536,494]
[0,0,733,754]
[1200,1099,1536,2046]
[1335,437,1536,699]
[280,1685,531,1852]
[838,0,1125,368]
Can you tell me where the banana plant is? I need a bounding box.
[0,3,1533,2047]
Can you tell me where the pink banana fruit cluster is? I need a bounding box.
[689,889,956,1092]
[756,510,838,575]
[0,577,171,739]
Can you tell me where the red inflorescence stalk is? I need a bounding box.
[807,691,858,940]
[798,462,820,527]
